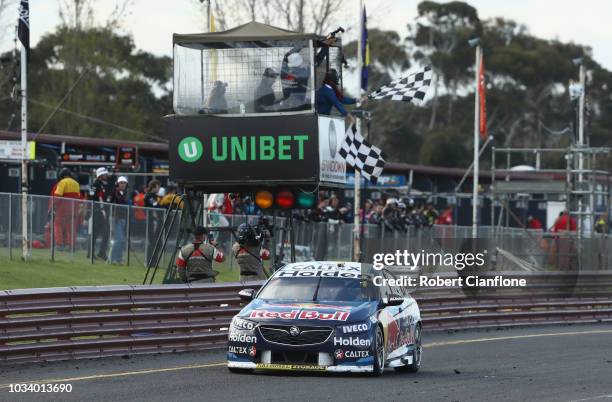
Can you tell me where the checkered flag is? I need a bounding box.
[368,65,432,105]
[339,124,386,183]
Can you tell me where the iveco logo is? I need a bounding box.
[289,326,300,337]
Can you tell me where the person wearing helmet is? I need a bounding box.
[175,226,226,283]
[232,223,270,282]
[280,49,310,110]
[88,167,111,260]
[53,168,81,250]
[108,176,129,264]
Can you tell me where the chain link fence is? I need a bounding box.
[1,192,612,272]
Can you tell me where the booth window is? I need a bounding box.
[173,40,317,116]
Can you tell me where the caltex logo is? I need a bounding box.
[178,137,203,163]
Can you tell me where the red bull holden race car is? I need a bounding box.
[227,262,422,376]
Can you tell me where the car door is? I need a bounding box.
[381,269,417,358]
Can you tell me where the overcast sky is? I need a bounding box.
[2,0,611,70]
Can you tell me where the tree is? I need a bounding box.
[409,1,481,129]
[195,0,344,34]
[419,125,470,167]
[26,25,171,141]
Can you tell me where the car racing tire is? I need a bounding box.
[227,367,254,374]
[371,325,385,377]
[395,323,422,373]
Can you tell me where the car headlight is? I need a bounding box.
[335,321,370,335]
[230,316,257,332]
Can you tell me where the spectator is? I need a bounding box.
[160,185,183,209]
[109,176,129,264]
[325,195,342,222]
[436,205,453,225]
[423,202,439,227]
[367,203,383,225]
[88,167,111,261]
[307,198,329,222]
[53,168,81,250]
[132,184,146,231]
[527,215,543,230]
[595,213,609,234]
[551,210,576,232]
[144,179,163,264]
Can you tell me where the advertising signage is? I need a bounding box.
[167,115,325,188]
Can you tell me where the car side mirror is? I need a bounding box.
[382,296,404,307]
[238,289,255,302]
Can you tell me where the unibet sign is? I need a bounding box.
[167,114,318,186]
[178,137,203,163]
[178,135,309,163]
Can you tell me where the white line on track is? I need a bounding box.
[570,394,612,401]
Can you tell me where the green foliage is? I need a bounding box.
[345,1,612,167]
[2,24,172,140]
[419,125,469,167]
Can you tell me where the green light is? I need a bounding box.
[296,192,316,208]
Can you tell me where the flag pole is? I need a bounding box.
[472,43,481,238]
[20,40,29,260]
[352,0,364,262]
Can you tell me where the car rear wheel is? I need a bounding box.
[371,325,385,376]
[395,323,422,373]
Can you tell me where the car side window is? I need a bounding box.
[381,270,401,298]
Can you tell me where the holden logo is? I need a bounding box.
[289,326,300,337]
[334,349,344,360]
[328,120,337,158]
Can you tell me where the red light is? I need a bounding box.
[275,190,295,209]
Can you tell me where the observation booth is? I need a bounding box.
[144,22,351,284]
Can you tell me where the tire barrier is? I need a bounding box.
[1,272,611,364]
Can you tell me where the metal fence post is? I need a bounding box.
[50,195,55,262]
[145,208,149,268]
[71,199,75,261]
[90,199,94,264]
[127,204,131,266]
[8,194,13,260]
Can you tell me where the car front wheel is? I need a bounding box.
[371,325,385,376]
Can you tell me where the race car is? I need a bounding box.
[227,261,422,376]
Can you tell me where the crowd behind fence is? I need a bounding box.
[1,192,612,273]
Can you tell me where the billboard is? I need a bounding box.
[0,141,35,160]
[167,115,319,188]
[318,116,346,185]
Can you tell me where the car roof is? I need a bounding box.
[273,261,374,279]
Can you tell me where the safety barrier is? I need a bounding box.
[1,272,612,364]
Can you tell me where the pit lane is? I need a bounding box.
[1,324,611,402]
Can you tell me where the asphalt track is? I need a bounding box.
[1,324,612,402]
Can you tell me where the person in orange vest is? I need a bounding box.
[53,168,81,249]
[133,185,146,221]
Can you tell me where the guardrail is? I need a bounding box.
[1,272,612,364]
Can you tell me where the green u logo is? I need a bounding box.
[178,137,203,162]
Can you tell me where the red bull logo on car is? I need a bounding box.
[249,309,350,321]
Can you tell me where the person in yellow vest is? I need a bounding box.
[159,185,184,209]
[53,168,81,249]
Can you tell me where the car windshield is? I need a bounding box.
[257,277,378,302]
